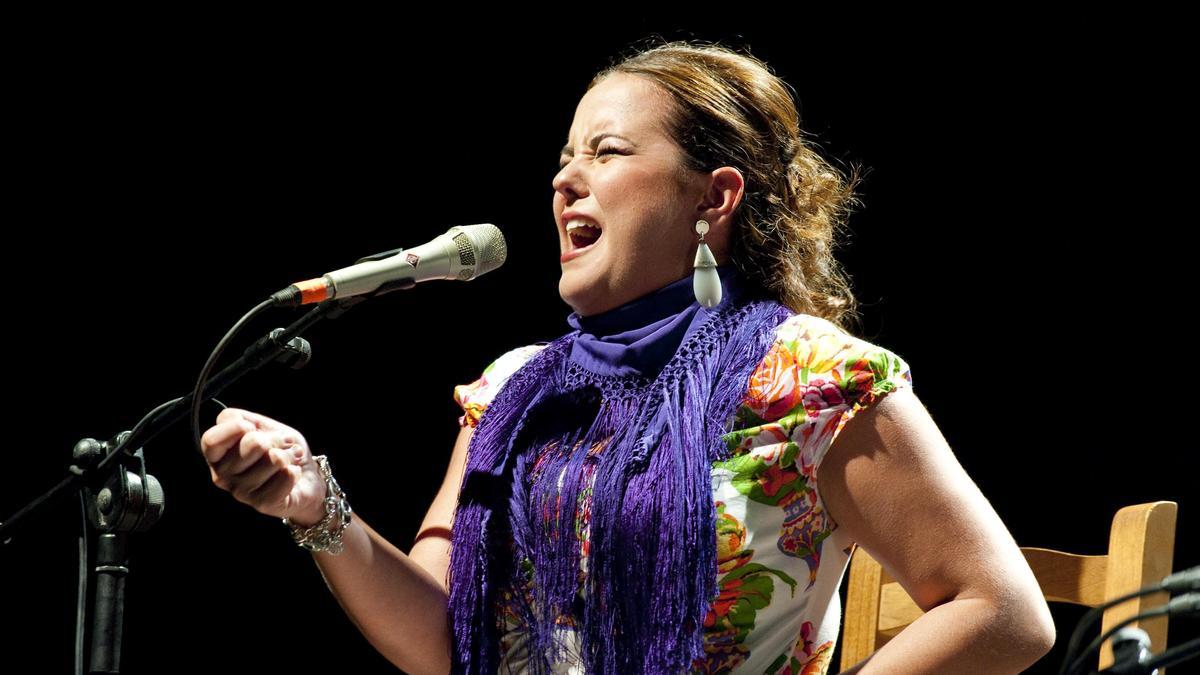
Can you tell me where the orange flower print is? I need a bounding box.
[743,342,802,421]
[699,502,799,675]
[766,620,835,675]
[788,321,860,377]
[715,501,751,574]
[707,576,745,626]
[451,368,487,428]
[759,459,800,498]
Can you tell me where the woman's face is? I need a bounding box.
[553,73,729,317]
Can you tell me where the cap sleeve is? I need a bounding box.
[727,313,913,516]
[453,344,548,429]
[787,316,913,477]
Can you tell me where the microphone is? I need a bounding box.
[270,224,507,306]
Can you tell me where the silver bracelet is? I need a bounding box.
[282,454,352,555]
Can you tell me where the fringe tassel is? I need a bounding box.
[450,299,794,674]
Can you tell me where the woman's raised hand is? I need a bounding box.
[199,407,327,526]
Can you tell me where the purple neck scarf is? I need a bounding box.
[567,264,748,378]
[449,265,794,674]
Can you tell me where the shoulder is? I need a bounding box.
[735,313,914,429]
[453,342,550,428]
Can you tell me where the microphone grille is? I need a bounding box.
[450,223,507,280]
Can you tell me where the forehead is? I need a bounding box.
[565,74,671,143]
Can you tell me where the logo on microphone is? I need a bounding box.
[406,253,420,267]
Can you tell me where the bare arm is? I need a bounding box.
[200,408,473,675]
[308,424,473,675]
[310,515,451,675]
[819,388,1056,673]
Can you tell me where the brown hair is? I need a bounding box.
[591,38,866,333]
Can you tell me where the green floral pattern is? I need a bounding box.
[454,314,912,674]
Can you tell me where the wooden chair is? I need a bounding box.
[839,500,1178,672]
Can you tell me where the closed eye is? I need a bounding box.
[557,146,624,170]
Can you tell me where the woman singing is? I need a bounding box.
[199,39,1055,675]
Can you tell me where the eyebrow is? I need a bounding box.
[559,132,635,158]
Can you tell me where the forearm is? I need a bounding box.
[840,596,1052,674]
[311,514,451,675]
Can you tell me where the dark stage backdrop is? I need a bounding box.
[2,16,1193,675]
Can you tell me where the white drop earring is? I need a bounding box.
[692,219,722,308]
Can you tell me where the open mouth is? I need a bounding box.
[567,222,603,250]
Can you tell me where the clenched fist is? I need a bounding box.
[199,407,327,526]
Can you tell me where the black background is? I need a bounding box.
[2,13,1194,675]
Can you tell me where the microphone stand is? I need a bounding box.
[0,294,367,674]
[1094,627,1200,673]
[73,439,161,674]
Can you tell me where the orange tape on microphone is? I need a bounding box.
[296,279,330,305]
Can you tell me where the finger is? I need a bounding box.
[230,449,292,502]
[245,462,301,510]
[224,408,284,432]
[215,407,247,426]
[212,430,271,477]
[199,419,256,465]
[220,431,303,476]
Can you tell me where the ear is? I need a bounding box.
[695,166,744,265]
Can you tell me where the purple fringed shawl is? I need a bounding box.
[449,266,795,674]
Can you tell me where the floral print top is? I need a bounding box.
[453,313,913,675]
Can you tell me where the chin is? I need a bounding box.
[558,241,610,310]
[558,270,602,316]
[558,275,588,314]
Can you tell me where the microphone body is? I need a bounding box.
[272,224,506,306]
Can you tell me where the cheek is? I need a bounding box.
[594,169,692,245]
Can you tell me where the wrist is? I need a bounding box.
[283,455,352,555]
[289,499,327,529]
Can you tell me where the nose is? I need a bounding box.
[552,159,588,200]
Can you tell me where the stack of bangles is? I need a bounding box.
[282,454,352,555]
